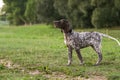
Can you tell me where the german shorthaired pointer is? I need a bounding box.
[54,19,120,66]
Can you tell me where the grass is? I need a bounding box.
[0,24,120,80]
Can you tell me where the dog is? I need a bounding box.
[54,19,120,66]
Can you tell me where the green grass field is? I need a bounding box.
[0,24,120,80]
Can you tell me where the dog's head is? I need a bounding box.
[54,19,72,33]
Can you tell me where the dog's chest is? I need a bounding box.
[64,33,76,46]
[64,37,73,46]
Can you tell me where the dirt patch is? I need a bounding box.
[43,72,106,80]
[90,76,106,80]
[0,59,107,80]
[29,70,41,75]
[0,59,20,69]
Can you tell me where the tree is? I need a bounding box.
[54,0,94,28]
[36,0,62,24]
[3,0,28,25]
[91,0,120,28]
[24,0,37,24]
[2,0,120,28]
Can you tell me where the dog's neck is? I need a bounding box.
[63,29,73,37]
[61,29,72,33]
[63,30,73,45]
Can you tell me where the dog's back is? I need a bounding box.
[66,31,102,49]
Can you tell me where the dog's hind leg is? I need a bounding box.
[91,44,102,66]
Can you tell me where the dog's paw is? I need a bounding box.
[79,61,84,65]
[66,63,71,66]
[94,64,100,66]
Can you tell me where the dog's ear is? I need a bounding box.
[68,25,72,33]
[68,29,72,33]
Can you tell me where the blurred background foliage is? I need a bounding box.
[1,0,120,28]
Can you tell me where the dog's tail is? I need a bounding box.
[100,33,120,46]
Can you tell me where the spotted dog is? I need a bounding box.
[54,19,120,66]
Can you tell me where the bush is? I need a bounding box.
[92,7,119,28]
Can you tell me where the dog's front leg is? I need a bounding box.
[75,49,84,65]
[67,46,73,66]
